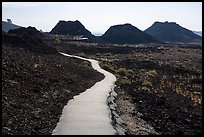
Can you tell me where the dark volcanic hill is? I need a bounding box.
[8,26,45,39]
[101,23,160,44]
[2,21,22,32]
[50,20,101,42]
[3,27,57,54]
[144,21,202,43]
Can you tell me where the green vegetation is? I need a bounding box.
[101,63,115,73]
[142,80,153,87]
[147,69,157,76]
[120,78,132,85]
[117,67,133,77]
[102,65,134,86]
[54,37,61,45]
[141,79,153,91]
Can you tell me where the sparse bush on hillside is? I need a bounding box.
[147,69,157,76]
[120,78,132,85]
[101,63,115,73]
[142,79,153,87]
[117,67,133,77]
[117,67,127,76]
[54,37,61,45]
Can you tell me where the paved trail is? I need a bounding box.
[52,52,117,135]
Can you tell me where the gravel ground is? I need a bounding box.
[55,41,202,135]
[99,46,202,135]
[2,32,202,135]
[2,43,104,135]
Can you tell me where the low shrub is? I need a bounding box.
[147,69,157,76]
[117,67,133,76]
[142,80,153,87]
[54,37,61,45]
[101,63,115,73]
[120,78,132,85]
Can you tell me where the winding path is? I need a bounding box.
[52,52,117,135]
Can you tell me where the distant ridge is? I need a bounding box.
[145,21,202,43]
[101,23,160,44]
[2,21,22,32]
[192,31,202,37]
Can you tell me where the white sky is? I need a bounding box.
[2,2,202,34]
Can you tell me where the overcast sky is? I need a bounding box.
[2,2,202,34]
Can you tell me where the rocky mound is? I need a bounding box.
[101,23,160,44]
[8,26,44,39]
[145,21,202,43]
[3,27,57,54]
[50,20,101,42]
